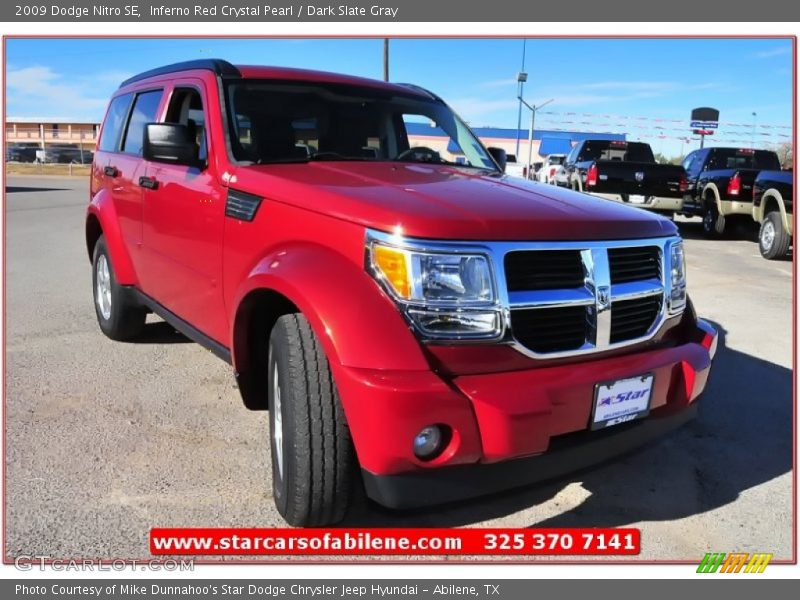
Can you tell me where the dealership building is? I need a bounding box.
[5,117,99,149]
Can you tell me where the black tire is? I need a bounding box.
[92,236,146,341]
[702,201,726,237]
[268,314,355,526]
[759,211,791,260]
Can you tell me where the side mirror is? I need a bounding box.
[487,147,507,172]
[143,123,199,166]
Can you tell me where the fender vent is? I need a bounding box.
[225,189,262,222]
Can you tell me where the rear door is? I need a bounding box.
[138,80,227,343]
[92,89,164,277]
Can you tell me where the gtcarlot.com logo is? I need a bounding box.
[697,552,773,573]
[14,555,193,572]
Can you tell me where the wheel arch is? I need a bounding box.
[758,190,789,232]
[702,183,722,211]
[229,242,430,410]
[85,212,102,262]
[86,190,138,285]
[231,287,299,410]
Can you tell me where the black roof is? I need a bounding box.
[119,59,240,88]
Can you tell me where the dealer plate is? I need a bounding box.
[591,374,654,430]
[629,194,649,204]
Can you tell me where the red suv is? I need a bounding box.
[87,60,718,526]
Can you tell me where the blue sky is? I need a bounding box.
[5,37,793,157]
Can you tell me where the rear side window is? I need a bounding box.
[578,141,654,163]
[122,90,164,155]
[98,94,132,152]
[706,149,781,171]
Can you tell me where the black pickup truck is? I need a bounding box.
[563,139,687,215]
[752,170,793,259]
[679,147,782,237]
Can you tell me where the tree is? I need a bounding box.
[654,152,681,165]
[772,141,793,169]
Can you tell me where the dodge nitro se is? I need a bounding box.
[87,60,717,525]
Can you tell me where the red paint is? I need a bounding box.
[87,63,714,480]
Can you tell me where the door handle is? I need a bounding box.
[103,166,118,177]
[138,176,158,190]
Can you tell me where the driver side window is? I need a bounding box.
[164,87,207,162]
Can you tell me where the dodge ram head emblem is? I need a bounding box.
[635,171,645,182]
[596,286,611,311]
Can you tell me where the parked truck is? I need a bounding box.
[752,170,793,259]
[563,139,687,216]
[679,146,782,237]
[87,60,717,526]
[537,153,567,185]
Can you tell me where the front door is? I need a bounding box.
[138,81,227,343]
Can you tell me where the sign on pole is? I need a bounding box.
[691,107,719,146]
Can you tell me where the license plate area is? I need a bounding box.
[591,374,654,430]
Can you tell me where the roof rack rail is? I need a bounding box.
[119,59,241,88]
[396,83,443,102]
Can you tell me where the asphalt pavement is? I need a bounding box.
[3,176,793,561]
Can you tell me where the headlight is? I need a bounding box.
[668,240,687,314]
[368,234,502,339]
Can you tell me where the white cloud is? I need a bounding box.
[754,46,791,59]
[6,65,115,120]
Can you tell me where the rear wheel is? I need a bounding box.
[702,201,726,237]
[268,314,355,526]
[759,212,791,260]
[92,236,146,340]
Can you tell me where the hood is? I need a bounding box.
[231,162,678,241]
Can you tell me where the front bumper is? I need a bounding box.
[335,319,717,509]
[363,402,698,509]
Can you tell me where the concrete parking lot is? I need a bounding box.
[4,176,793,561]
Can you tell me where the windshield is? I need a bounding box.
[224,80,497,170]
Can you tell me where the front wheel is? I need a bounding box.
[268,314,355,526]
[759,212,791,260]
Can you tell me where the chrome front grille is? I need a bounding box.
[500,238,673,359]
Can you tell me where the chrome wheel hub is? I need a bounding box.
[272,363,284,480]
[95,254,112,320]
[761,221,776,251]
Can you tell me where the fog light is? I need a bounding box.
[413,425,448,460]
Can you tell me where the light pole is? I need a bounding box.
[518,96,554,179]
[383,38,389,82]
[751,111,757,149]
[514,39,527,159]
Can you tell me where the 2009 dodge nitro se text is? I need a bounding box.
[87,60,718,526]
